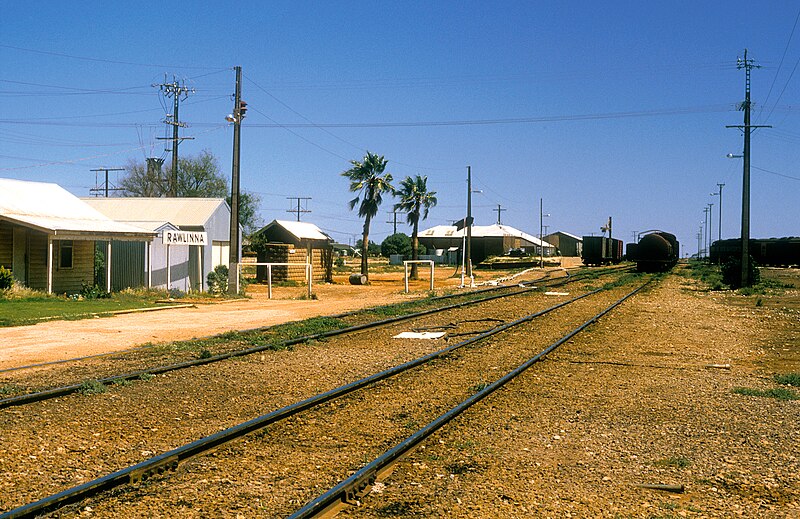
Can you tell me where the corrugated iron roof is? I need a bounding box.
[83,197,229,227]
[545,230,583,241]
[256,220,332,242]
[0,178,154,238]
[419,223,553,247]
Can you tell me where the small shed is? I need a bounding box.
[84,197,238,292]
[544,231,583,257]
[0,178,155,294]
[251,220,333,282]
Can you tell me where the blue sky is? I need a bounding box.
[2,1,799,255]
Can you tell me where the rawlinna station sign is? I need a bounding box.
[162,231,208,245]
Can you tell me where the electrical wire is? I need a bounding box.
[0,44,227,70]
[752,165,800,182]
[759,6,800,124]
[215,104,736,128]
[0,124,228,171]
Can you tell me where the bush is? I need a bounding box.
[207,264,229,295]
[381,233,412,257]
[79,282,110,300]
[721,256,760,289]
[0,266,12,290]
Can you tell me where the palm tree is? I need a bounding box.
[342,152,394,280]
[394,175,437,280]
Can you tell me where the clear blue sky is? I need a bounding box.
[2,1,799,254]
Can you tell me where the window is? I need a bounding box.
[59,240,73,269]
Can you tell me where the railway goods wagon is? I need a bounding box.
[582,236,623,266]
[626,242,639,261]
[636,231,679,272]
[710,237,800,267]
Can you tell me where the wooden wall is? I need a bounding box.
[52,240,94,294]
[0,221,11,269]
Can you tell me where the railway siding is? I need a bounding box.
[1,276,613,513]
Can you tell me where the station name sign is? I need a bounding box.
[162,231,208,245]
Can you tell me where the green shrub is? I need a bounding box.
[721,256,760,289]
[0,266,12,290]
[774,373,800,387]
[79,282,110,300]
[78,380,107,395]
[207,264,229,295]
[732,386,799,400]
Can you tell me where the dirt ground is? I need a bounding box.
[1,265,799,517]
[0,264,546,371]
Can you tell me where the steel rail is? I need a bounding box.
[0,263,612,376]
[289,279,652,519]
[0,284,613,519]
[0,265,625,410]
[0,285,541,410]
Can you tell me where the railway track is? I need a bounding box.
[0,266,629,410]
[0,271,649,518]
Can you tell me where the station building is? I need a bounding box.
[0,178,155,294]
[418,223,555,265]
[84,197,238,292]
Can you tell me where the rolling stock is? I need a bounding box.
[633,231,679,272]
[581,236,623,266]
[710,237,800,267]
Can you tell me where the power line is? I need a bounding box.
[759,6,800,124]
[494,204,506,224]
[226,105,735,128]
[286,197,312,221]
[752,165,800,181]
[0,43,227,70]
[154,76,195,196]
[0,104,735,129]
[89,167,125,197]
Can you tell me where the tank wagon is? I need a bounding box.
[710,237,800,267]
[581,236,623,266]
[634,231,679,272]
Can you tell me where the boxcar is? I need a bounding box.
[582,236,624,266]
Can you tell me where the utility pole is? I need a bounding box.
[386,209,399,235]
[154,76,194,197]
[727,49,770,286]
[697,228,703,258]
[716,183,725,242]
[707,203,714,259]
[89,167,125,197]
[703,206,710,258]
[227,66,244,294]
[287,197,312,222]
[494,204,506,225]
[465,165,473,286]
